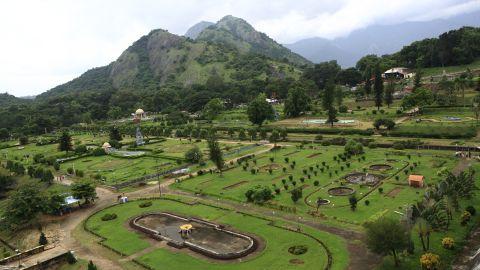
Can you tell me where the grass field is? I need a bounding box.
[85,198,348,270]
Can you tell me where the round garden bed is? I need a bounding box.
[316,199,330,205]
[344,173,384,186]
[288,245,308,255]
[327,187,355,196]
[369,164,392,171]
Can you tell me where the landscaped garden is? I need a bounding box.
[85,198,348,270]
[173,143,457,224]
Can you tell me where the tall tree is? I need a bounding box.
[202,98,225,121]
[364,218,410,267]
[284,87,311,117]
[323,81,337,126]
[71,181,96,204]
[269,129,280,147]
[303,60,341,89]
[2,184,45,230]
[364,67,372,97]
[334,86,344,106]
[207,134,224,175]
[58,131,73,153]
[373,64,384,110]
[384,80,394,108]
[247,93,274,126]
[472,94,480,123]
[413,68,422,91]
[0,128,9,141]
[109,126,122,141]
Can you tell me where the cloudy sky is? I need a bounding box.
[1,0,479,96]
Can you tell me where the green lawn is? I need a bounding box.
[422,59,480,77]
[173,144,456,225]
[85,198,347,270]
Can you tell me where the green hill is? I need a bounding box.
[196,15,311,67]
[39,27,302,100]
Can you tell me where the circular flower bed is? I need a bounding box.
[316,199,330,205]
[288,245,308,255]
[344,173,383,185]
[327,187,355,196]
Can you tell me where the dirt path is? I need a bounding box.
[452,158,472,176]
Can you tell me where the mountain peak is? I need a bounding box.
[197,16,310,66]
[184,21,214,39]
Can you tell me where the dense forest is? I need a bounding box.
[356,27,480,72]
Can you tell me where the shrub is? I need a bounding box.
[420,253,440,270]
[461,211,471,225]
[344,140,364,155]
[101,213,117,221]
[282,167,287,173]
[76,170,84,177]
[378,187,383,194]
[339,105,348,113]
[245,185,273,203]
[373,118,395,130]
[300,177,305,183]
[185,147,203,163]
[466,206,476,216]
[92,147,105,156]
[75,145,88,154]
[139,201,152,208]
[67,167,74,174]
[288,245,308,255]
[66,251,77,264]
[441,237,454,250]
[313,180,319,186]
[250,168,256,175]
[364,200,370,206]
[39,232,48,245]
[268,169,273,174]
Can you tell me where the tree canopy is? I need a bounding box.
[247,93,274,126]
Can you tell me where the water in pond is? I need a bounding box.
[303,119,356,124]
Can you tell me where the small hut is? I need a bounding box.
[408,175,424,188]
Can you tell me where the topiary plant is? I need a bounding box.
[441,237,454,250]
[420,253,440,270]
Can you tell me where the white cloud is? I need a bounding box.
[0,0,477,96]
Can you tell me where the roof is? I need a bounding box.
[409,175,424,181]
[135,108,144,115]
[384,67,409,75]
[102,142,111,148]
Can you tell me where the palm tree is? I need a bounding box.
[415,218,431,252]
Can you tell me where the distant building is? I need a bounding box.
[383,67,415,79]
[266,98,279,104]
[408,175,424,188]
